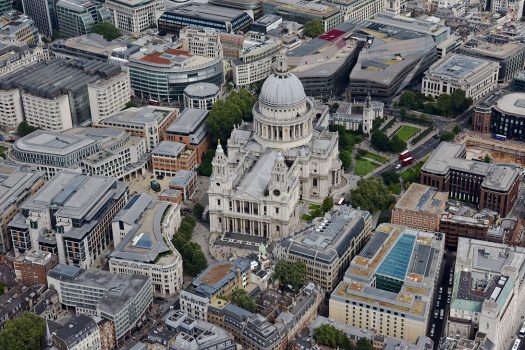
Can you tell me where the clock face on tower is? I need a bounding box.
[273,189,281,196]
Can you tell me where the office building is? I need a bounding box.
[275,206,372,291]
[129,45,223,104]
[391,183,448,232]
[512,71,525,91]
[250,14,282,33]
[95,105,178,151]
[151,141,199,176]
[437,34,462,59]
[0,0,11,15]
[159,188,183,204]
[0,160,44,253]
[165,310,236,350]
[209,0,263,19]
[0,41,49,81]
[21,0,57,36]
[52,315,102,350]
[157,4,253,35]
[178,27,225,59]
[262,0,343,32]
[323,0,385,21]
[164,108,210,163]
[51,33,128,61]
[329,223,445,343]
[232,35,281,87]
[447,238,525,350]
[13,250,58,285]
[491,0,524,20]
[490,92,525,141]
[180,258,251,321]
[208,55,342,242]
[109,193,182,296]
[9,171,128,268]
[47,264,153,340]
[104,0,164,33]
[457,40,525,83]
[420,142,521,216]
[288,26,360,100]
[0,58,127,130]
[351,36,437,102]
[0,10,39,45]
[11,128,147,180]
[55,0,111,38]
[169,170,197,201]
[183,83,220,110]
[422,54,499,101]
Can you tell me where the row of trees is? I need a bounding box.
[172,216,208,277]
[371,129,407,153]
[398,90,472,117]
[314,324,374,350]
[207,89,257,143]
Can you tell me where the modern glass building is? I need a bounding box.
[157,3,252,35]
[56,0,111,38]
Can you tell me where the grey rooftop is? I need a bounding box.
[183,82,220,97]
[152,141,186,157]
[99,106,176,127]
[166,108,208,135]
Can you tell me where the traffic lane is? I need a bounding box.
[429,251,455,347]
[379,137,441,175]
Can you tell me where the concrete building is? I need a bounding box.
[183,83,220,110]
[419,142,521,217]
[21,0,57,36]
[164,108,210,163]
[109,193,183,296]
[180,258,251,321]
[50,33,128,61]
[209,0,263,19]
[178,27,225,59]
[0,160,44,253]
[151,141,199,176]
[274,205,372,291]
[157,4,253,35]
[52,314,102,350]
[330,97,384,133]
[0,41,49,82]
[10,128,148,180]
[447,238,525,350]
[422,54,499,101]
[262,0,343,32]
[491,0,524,20]
[391,183,448,232]
[169,170,198,201]
[208,54,342,242]
[0,58,128,130]
[128,45,224,104]
[0,0,11,15]
[13,250,58,285]
[0,10,39,45]
[165,310,236,350]
[457,40,525,83]
[491,92,525,141]
[47,264,153,340]
[55,0,111,38]
[329,223,445,343]
[323,0,385,21]
[95,105,178,151]
[9,171,128,268]
[104,0,164,33]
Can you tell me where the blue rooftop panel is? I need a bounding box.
[376,234,416,281]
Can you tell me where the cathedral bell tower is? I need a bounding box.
[211,142,228,182]
[269,153,288,198]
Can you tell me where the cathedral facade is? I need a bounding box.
[208,55,343,241]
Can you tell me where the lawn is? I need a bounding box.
[362,150,388,164]
[301,203,322,221]
[354,159,378,176]
[394,125,420,142]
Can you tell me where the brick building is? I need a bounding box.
[13,250,58,285]
[391,183,448,232]
[151,141,199,177]
[169,170,198,201]
[164,108,210,163]
[420,142,521,216]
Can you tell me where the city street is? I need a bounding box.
[428,251,456,347]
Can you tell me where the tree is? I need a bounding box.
[452,124,462,134]
[381,170,400,186]
[356,338,373,350]
[16,121,37,136]
[0,282,5,295]
[322,196,334,213]
[0,312,46,350]
[197,149,215,176]
[123,101,137,109]
[484,154,492,163]
[350,177,394,212]
[371,130,391,152]
[230,288,256,312]
[172,216,208,277]
[372,117,383,132]
[313,325,353,350]
[303,19,324,38]
[193,203,205,220]
[91,22,121,41]
[340,150,352,170]
[440,131,455,142]
[273,260,306,290]
[389,134,407,153]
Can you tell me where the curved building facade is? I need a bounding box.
[209,0,262,18]
[129,46,224,104]
[492,92,525,141]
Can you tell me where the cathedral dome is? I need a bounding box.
[259,73,306,107]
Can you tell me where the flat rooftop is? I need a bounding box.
[0,160,43,213]
[189,258,250,298]
[427,54,496,80]
[152,141,186,157]
[51,33,127,58]
[14,129,97,156]
[98,106,177,127]
[166,108,208,135]
[494,92,525,116]
[265,0,340,17]
[165,3,249,22]
[395,183,448,214]
[460,40,525,59]
[183,82,219,97]
[421,142,521,192]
